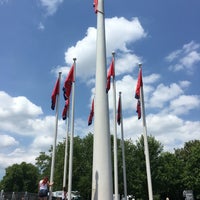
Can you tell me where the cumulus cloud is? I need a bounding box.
[0,89,89,177]
[169,95,200,115]
[0,134,18,148]
[148,83,184,108]
[166,41,200,74]
[0,91,43,135]
[121,113,200,152]
[63,17,146,81]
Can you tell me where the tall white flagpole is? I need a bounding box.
[111,52,119,200]
[63,109,70,188]
[49,72,62,200]
[67,58,76,200]
[119,92,127,200]
[139,63,153,200]
[91,0,113,198]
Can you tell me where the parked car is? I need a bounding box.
[52,190,81,199]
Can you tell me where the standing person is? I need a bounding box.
[62,187,68,200]
[38,177,53,200]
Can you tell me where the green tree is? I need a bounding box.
[117,135,163,199]
[35,134,93,199]
[0,162,39,192]
[34,133,200,199]
[175,140,200,198]
[127,135,163,199]
[155,152,184,199]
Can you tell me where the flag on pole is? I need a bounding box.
[117,95,121,125]
[93,0,98,13]
[135,68,143,99]
[88,98,94,126]
[106,58,115,93]
[51,78,60,110]
[63,64,74,100]
[136,99,141,119]
[135,68,143,119]
[62,98,70,120]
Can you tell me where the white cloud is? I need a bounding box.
[0,134,18,148]
[122,113,200,152]
[63,17,146,81]
[166,41,200,74]
[0,92,61,174]
[148,83,184,108]
[180,51,200,69]
[40,0,64,15]
[105,17,146,53]
[179,80,191,88]
[115,53,141,75]
[169,95,200,115]
[0,91,43,135]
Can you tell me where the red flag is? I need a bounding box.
[93,0,98,13]
[135,68,143,99]
[117,95,121,125]
[88,98,94,126]
[63,64,74,100]
[106,58,115,93]
[51,78,60,110]
[136,100,141,119]
[62,98,70,120]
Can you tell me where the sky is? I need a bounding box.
[0,0,200,180]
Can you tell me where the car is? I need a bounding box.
[52,190,81,199]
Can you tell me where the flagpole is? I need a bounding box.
[49,72,62,200]
[91,0,113,198]
[63,108,70,188]
[67,58,76,200]
[111,51,119,200]
[119,92,127,200]
[139,64,153,200]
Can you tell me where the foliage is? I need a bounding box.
[175,140,200,198]
[1,134,200,200]
[0,162,39,193]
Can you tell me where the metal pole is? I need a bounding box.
[63,110,70,188]
[91,0,113,199]
[49,72,62,200]
[112,52,119,200]
[68,58,76,200]
[119,92,127,200]
[139,64,153,200]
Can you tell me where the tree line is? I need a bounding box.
[0,133,199,200]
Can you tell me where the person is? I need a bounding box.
[62,186,68,200]
[38,176,53,200]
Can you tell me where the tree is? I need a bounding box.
[155,152,184,199]
[128,135,163,199]
[34,133,200,199]
[175,140,200,198]
[35,134,94,199]
[0,162,39,192]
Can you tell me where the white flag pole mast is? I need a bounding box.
[68,58,76,200]
[63,108,70,188]
[111,51,119,200]
[119,92,127,200]
[49,72,62,200]
[91,0,113,198]
[139,63,153,200]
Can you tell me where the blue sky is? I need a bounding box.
[0,0,200,180]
